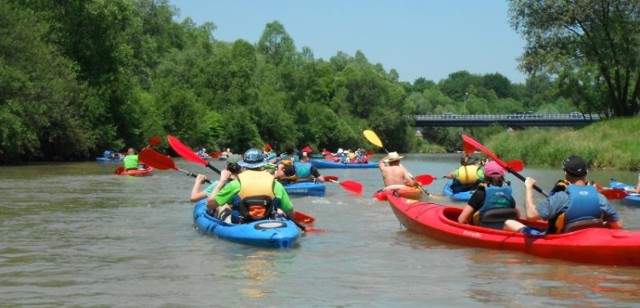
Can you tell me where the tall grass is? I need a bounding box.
[483,118,640,171]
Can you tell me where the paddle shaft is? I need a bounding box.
[461,134,548,197]
[178,168,211,184]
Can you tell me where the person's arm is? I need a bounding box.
[311,167,324,182]
[379,158,388,169]
[206,176,238,211]
[211,169,233,195]
[458,205,475,224]
[189,174,208,202]
[598,195,624,229]
[274,182,295,218]
[523,177,541,221]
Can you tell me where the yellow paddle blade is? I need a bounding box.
[363,129,383,148]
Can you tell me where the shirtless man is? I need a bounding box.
[379,152,414,190]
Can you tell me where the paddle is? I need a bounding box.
[461,134,548,197]
[600,189,629,200]
[115,136,160,174]
[327,179,363,195]
[147,135,161,148]
[166,136,318,232]
[167,135,222,174]
[139,148,211,183]
[363,129,429,195]
[324,175,339,182]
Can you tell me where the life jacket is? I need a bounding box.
[472,183,518,229]
[294,162,313,180]
[457,165,480,185]
[548,181,603,233]
[281,159,295,176]
[232,170,276,223]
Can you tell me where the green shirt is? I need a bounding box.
[203,181,218,196]
[213,179,293,212]
[123,154,139,169]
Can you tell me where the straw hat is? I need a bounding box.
[384,151,404,162]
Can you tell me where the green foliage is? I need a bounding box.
[4,0,638,163]
[486,118,640,170]
[508,0,640,116]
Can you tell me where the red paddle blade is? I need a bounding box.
[149,135,161,147]
[114,167,125,175]
[373,190,387,201]
[414,174,436,186]
[294,211,315,224]
[322,149,331,155]
[324,175,339,182]
[365,150,374,156]
[601,189,628,200]
[462,134,507,168]
[341,180,363,195]
[167,135,207,166]
[139,148,176,170]
[462,139,476,156]
[506,160,524,172]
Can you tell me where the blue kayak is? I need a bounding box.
[609,179,640,207]
[96,157,123,162]
[283,181,326,197]
[310,159,377,169]
[442,179,474,201]
[192,199,300,249]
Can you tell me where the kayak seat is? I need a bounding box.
[563,218,605,233]
[479,208,519,230]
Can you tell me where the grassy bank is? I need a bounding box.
[483,117,640,171]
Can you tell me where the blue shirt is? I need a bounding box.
[537,191,621,223]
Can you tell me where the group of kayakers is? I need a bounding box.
[172,137,629,239]
[378,150,625,236]
[189,146,332,224]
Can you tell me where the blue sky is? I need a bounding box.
[170,0,528,84]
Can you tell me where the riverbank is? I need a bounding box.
[484,117,640,171]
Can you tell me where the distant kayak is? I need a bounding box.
[116,166,153,177]
[283,181,326,197]
[386,193,640,266]
[442,179,474,201]
[96,157,123,162]
[609,179,640,207]
[192,198,300,249]
[310,159,377,169]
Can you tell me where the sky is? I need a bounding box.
[170,0,528,84]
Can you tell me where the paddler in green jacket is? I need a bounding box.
[206,148,295,224]
[123,148,140,170]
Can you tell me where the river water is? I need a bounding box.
[1,154,639,307]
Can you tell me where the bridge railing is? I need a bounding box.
[411,113,601,120]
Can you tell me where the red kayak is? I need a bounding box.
[116,166,154,177]
[374,186,423,201]
[386,193,640,266]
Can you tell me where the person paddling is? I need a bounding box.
[457,161,520,230]
[123,148,142,171]
[206,148,295,224]
[379,152,416,190]
[504,155,624,234]
[189,154,242,202]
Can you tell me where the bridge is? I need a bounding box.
[409,113,602,128]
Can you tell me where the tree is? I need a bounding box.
[509,0,640,116]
